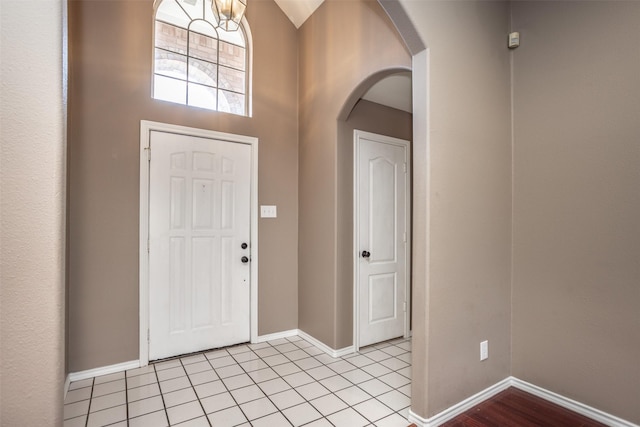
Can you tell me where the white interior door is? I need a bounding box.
[149,130,251,360]
[356,130,410,348]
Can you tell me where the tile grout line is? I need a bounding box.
[152,362,171,426]
[124,372,129,427]
[282,340,340,427]
[85,377,95,427]
[238,338,297,426]
[204,346,254,425]
[178,356,213,427]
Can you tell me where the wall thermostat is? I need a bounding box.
[508,32,520,49]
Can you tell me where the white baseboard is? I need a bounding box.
[254,329,356,358]
[408,376,638,427]
[63,374,71,400]
[68,360,140,383]
[254,329,299,343]
[332,345,356,358]
[297,330,355,358]
[407,409,428,426]
[407,377,511,427]
[511,377,639,427]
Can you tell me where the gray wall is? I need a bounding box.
[298,0,412,349]
[511,2,640,424]
[397,0,513,417]
[394,0,639,422]
[0,1,66,424]
[68,0,299,371]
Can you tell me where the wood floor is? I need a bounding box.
[411,387,608,427]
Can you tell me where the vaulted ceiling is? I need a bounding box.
[272,0,413,113]
[273,0,324,28]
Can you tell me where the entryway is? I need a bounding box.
[139,121,259,364]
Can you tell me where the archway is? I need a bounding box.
[336,67,413,344]
[335,66,416,419]
[337,68,412,122]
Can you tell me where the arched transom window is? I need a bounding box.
[154,0,250,116]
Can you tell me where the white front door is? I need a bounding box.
[355,130,410,348]
[148,130,251,360]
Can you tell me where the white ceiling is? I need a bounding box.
[273,0,324,28]
[362,72,412,113]
[272,0,412,113]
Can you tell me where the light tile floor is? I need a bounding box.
[64,336,412,427]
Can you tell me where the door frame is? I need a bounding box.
[139,120,259,366]
[353,129,411,352]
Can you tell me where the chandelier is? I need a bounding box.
[211,0,247,32]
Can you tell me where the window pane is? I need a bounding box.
[218,66,244,93]
[155,22,188,55]
[155,48,187,80]
[188,58,217,87]
[154,74,187,104]
[217,27,245,47]
[187,82,217,110]
[190,19,217,38]
[188,31,218,62]
[219,41,245,71]
[218,89,245,115]
[156,0,190,28]
[203,4,218,32]
[178,0,204,21]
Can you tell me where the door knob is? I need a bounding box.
[241,243,248,249]
[361,251,371,258]
[241,256,249,263]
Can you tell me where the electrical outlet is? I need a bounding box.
[480,340,489,361]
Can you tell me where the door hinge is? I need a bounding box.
[147,237,150,253]
[403,232,407,243]
[147,329,150,341]
[403,302,407,312]
[145,146,151,162]
[403,162,407,173]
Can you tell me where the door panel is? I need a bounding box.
[369,273,397,323]
[149,130,251,360]
[357,131,409,348]
[370,157,397,263]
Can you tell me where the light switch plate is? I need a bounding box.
[261,205,277,218]
[480,340,489,361]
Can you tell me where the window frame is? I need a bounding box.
[152,0,253,117]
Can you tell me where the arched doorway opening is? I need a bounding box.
[336,67,413,349]
[335,67,415,420]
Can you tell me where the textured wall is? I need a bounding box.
[511,2,640,424]
[298,0,411,350]
[0,0,66,425]
[398,0,513,418]
[68,0,299,371]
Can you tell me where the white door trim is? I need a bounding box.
[139,120,259,366]
[353,129,411,352]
